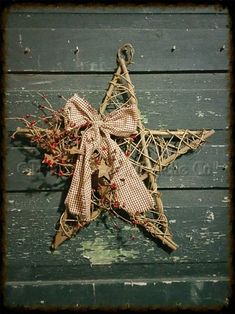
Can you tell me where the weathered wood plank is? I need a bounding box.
[6,90,228,130]
[7,12,228,29]
[6,261,228,282]
[6,29,228,72]
[7,73,228,90]
[6,190,229,268]
[4,278,229,307]
[6,73,229,130]
[6,12,228,72]
[6,133,228,191]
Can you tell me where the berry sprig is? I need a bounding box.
[10,93,85,177]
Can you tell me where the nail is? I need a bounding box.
[24,47,31,54]
[219,45,226,52]
[171,45,176,52]
[74,46,79,54]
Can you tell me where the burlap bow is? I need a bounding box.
[64,94,154,221]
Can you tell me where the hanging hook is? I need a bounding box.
[117,43,135,65]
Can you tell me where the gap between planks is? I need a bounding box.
[6,276,229,286]
[7,70,229,75]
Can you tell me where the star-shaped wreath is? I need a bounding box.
[11,44,214,251]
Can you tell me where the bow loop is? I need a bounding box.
[64,94,99,128]
[102,103,138,138]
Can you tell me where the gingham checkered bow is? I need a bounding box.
[64,94,154,221]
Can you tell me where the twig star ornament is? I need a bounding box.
[11,44,214,251]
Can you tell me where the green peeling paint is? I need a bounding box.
[81,237,139,265]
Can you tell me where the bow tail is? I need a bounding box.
[104,138,155,214]
[65,146,93,221]
[52,142,95,250]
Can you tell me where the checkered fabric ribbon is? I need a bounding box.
[64,94,154,221]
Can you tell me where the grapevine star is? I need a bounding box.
[52,44,214,250]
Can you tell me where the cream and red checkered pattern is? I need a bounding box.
[64,94,154,221]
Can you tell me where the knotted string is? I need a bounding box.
[64,94,154,221]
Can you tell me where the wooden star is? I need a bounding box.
[52,44,214,251]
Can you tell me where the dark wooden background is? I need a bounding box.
[5,5,230,308]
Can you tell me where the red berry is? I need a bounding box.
[110,182,118,190]
[95,157,101,165]
[29,120,36,127]
[42,157,47,164]
[130,134,137,139]
[50,143,57,149]
[113,200,120,208]
[58,170,64,177]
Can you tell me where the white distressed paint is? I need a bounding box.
[205,210,215,222]
[211,145,226,148]
[92,283,96,298]
[22,168,34,176]
[189,236,193,241]
[51,250,61,255]
[207,110,221,117]
[30,81,53,85]
[10,208,22,212]
[222,196,229,203]
[83,255,90,259]
[172,256,180,262]
[18,33,23,47]
[124,281,147,286]
[195,110,205,118]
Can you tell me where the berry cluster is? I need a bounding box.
[12,94,83,177]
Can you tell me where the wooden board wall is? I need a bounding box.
[5,6,230,309]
